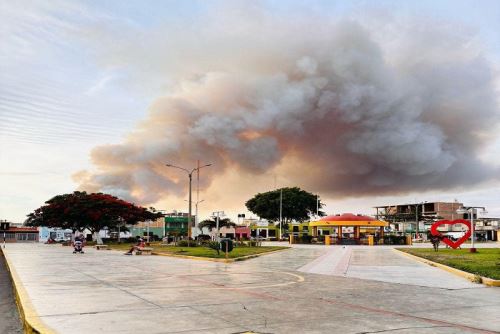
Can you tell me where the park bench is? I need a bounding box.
[95,244,110,250]
[135,247,153,255]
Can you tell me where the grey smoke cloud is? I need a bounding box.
[75,12,500,204]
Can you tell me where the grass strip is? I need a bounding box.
[397,248,500,280]
[108,243,288,259]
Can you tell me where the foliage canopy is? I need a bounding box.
[25,191,162,232]
[245,187,324,223]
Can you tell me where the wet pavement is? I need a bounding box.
[2,243,500,334]
[298,246,483,289]
[0,249,23,334]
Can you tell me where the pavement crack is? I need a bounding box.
[355,325,453,334]
[187,304,251,332]
[316,297,499,334]
[71,268,163,308]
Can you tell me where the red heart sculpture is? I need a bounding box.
[430,219,471,249]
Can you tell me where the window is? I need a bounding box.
[302,226,308,231]
[293,226,299,232]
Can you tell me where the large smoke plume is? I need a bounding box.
[75,9,500,205]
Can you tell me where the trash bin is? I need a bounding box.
[219,238,234,253]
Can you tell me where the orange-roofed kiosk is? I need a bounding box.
[309,213,388,245]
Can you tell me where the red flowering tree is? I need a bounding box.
[25,191,162,237]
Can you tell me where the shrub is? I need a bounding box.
[248,240,261,247]
[298,235,312,244]
[125,237,138,243]
[235,240,248,247]
[207,241,220,255]
[177,240,198,247]
[383,235,406,245]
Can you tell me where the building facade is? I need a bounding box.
[0,222,39,243]
[130,213,190,240]
[374,201,498,240]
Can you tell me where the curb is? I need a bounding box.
[394,249,500,287]
[0,248,56,334]
[151,247,291,263]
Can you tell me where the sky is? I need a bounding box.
[1,0,499,224]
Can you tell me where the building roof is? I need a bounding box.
[320,213,376,222]
[1,227,39,232]
[310,213,388,227]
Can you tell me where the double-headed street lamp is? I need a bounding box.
[456,206,487,253]
[212,211,225,241]
[166,163,212,239]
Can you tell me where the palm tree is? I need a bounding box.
[198,217,235,237]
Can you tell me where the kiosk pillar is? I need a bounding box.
[368,235,374,246]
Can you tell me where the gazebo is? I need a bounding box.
[309,213,388,245]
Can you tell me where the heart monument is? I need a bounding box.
[430,219,471,249]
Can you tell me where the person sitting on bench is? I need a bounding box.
[125,237,145,255]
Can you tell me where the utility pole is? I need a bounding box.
[316,195,319,218]
[415,204,418,237]
[279,188,283,240]
[188,172,192,239]
[195,160,200,238]
[195,199,204,235]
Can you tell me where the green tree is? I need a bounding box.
[245,187,325,225]
[25,191,162,238]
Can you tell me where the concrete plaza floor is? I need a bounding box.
[3,243,500,334]
[297,245,485,289]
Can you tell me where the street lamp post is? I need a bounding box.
[456,206,487,253]
[185,199,205,237]
[410,202,425,238]
[157,210,168,238]
[146,220,150,242]
[166,163,212,239]
[195,199,204,237]
[117,217,125,243]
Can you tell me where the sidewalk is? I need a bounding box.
[0,250,23,334]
